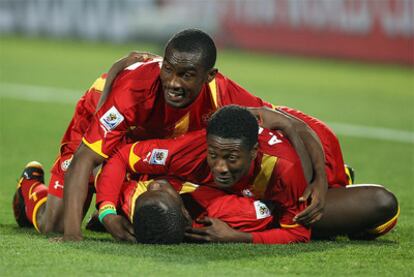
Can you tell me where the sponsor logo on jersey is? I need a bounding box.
[100,106,124,131]
[61,156,73,171]
[254,200,271,219]
[54,181,64,190]
[149,149,169,165]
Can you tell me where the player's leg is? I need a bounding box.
[312,184,399,239]
[12,161,49,232]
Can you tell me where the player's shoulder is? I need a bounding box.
[258,127,300,165]
[108,60,162,111]
[116,59,162,91]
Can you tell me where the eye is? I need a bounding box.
[228,155,239,162]
[182,72,194,80]
[208,152,217,159]
[163,64,172,73]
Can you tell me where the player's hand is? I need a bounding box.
[247,107,291,130]
[185,217,252,243]
[102,214,136,243]
[107,51,161,80]
[294,177,328,226]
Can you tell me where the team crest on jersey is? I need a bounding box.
[254,201,271,219]
[61,156,73,172]
[100,106,124,131]
[149,149,169,165]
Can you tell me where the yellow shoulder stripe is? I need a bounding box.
[89,76,106,92]
[208,79,218,109]
[252,154,278,198]
[129,142,141,173]
[82,138,109,159]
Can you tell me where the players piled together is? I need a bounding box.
[13,29,399,244]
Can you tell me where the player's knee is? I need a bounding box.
[372,187,398,221]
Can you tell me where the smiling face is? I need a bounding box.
[207,135,258,189]
[160,49,216,108]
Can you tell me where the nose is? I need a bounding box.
[214,159,229,176]
[167,74,181,90]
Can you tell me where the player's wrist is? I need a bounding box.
[231,231,253,243]
[98,201,117,223]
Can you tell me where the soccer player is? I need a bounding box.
[12,52,159,232]
[13,29,328,241]
[96,106,399,243]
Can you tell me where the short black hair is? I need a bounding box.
[165,28,216,70]
[133,192,186,244]
[207,105,259,150]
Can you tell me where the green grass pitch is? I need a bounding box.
[0,36,413,276]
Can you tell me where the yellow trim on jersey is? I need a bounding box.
[172,112,190,137]
[252,154,278,198]
[82,138,109,159]
[89,76,106,92]
[344,166,353,185]
[32,197,48,233]
[271,104,278,110]
[280,223,301,229]
[28,182,40,202]
[368,206,400,235]
[129,180,151,223]
[17,177,23,189]
[179,182,199,194]
[208,79,218,109]
[129,142,141,173]
[94,166,103,190]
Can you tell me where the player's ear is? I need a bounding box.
[250,143,259,160]
[206,68,218,83]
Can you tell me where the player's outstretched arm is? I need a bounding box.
[63,143,105,241]
[185,217,253,243]
[247,106,328,226]
[185,217,309,244]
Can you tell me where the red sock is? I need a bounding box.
[19,178,48,231]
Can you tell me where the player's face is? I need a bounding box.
[160,49,215,108]
[207,135,257,189]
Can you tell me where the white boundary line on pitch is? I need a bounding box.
[1,82,413,144]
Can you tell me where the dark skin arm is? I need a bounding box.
[63,143,104,241]
[247,106,328,226]
[185,217,252,243]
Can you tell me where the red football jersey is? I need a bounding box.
[96,129,310,244]
[82,60,272,158]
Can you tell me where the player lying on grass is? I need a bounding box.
[96,106,399,243]
[13,29,330,241]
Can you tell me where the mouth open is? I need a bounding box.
[165,89,185,102]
